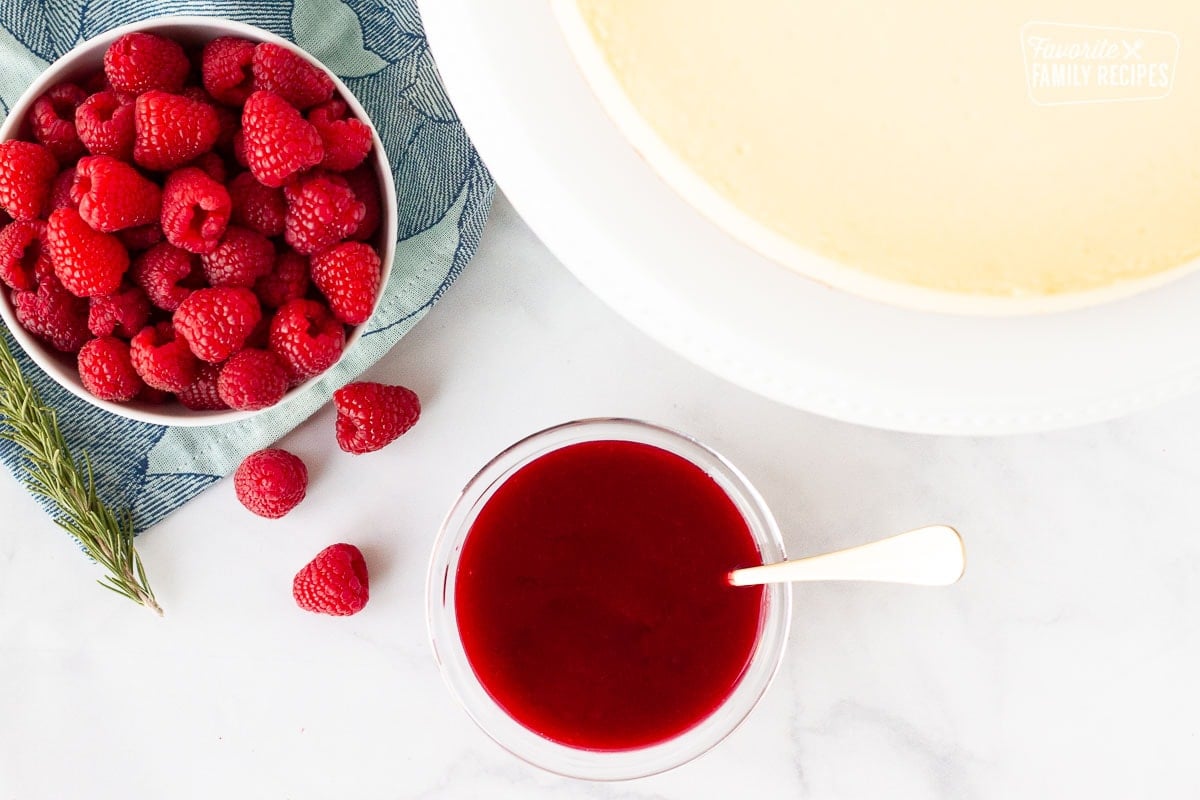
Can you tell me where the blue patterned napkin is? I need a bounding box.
[0,0,494,531]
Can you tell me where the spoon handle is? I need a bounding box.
[729,525,965,587]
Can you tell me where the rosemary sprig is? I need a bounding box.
[0,328,161,615]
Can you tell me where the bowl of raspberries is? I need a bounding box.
[0,16,397,425]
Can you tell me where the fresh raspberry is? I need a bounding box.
[202,36,256,106]
[200,225,274,287]
[231,129,248,168]
[332,382,420,454]
[251,43,334,110]
[117,223,163,252]
[0,141,58,221]
[71,155,162,233]
[216,347,287,410]
[104,32,189,94]
[307,100,372,172]
[77,336,143,402]
[255,249,309,309]
[0,220,47,290]
[283,172,364,255]
[176,362,227,410]
[188,150,228,183]
[88,284,151,338]
[160,166,231,253]
[30,83,87,162]
[131,241,196,311]
[45,208,129,298]
[234,448,308,518]
[12,272,90,352]
[268,298,345,382]
[76,91,135,160]
[49,167,78,211]
[213,104,240,154]
[343,164,381,242]
[310,242,381,325]
[292,543,369,616]
[130,321,198,392]
[228,171,286,237]
[134,91,220,171]
[174,286,262,363]
[241,91,323,187]
[137,384,171,405]
[82,69,109,94]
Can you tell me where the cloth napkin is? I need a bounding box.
[0,0,494,531]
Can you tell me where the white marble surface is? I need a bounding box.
[3,195,1200,799]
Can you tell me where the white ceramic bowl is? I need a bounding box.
[0,16,398,426]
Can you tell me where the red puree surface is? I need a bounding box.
[455,440,765,751]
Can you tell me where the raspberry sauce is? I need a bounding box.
[454,439,765,751]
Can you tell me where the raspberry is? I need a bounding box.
[213,104,240,154]
[0,219,47,291]
[234,448,308,518]
[229,171,286,237]
[189,151,228,183]
[161,166,231,253]
[216,347,287,410]
[200,225,274,287]
[255,249,309,309]
[231,130,248,168]
[138,384,171,405]
[104,32,189,94]
[30,83,87,162]
[177,362,227,411]
[45,208,129,298]
[49,167,78,211]
[174,286,262,363]
[88,284,151,338]
[251,43,334,110]
[241,91,323,187]
[12,272,90,352]
[283,172,364,255]
[308,100,372,172]
[131,241,196,311]
[134,91,220,171]
[202,36,256,106]
[332,382,420,454]
[72,155,162,232]
[0,140,58,220]
[76,91,135,161]
[310,242,381,325]
[130,321,198,392]
[117,223,163,252]
[292,543,369,616]
[83,70,109,94]
[77,336,143,402]
[343,165,381,242]
[268,298,345,381]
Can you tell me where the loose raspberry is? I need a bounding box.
[255,249,309,309]
[88,284,151,338]
[310,242,381,325]
[49,167,78,211]
[200,225,274,287]
[202,36,256,106]
[292,543,369,616]
[174,286,262,363]
[131,241,196,311]
[72,155,162,233]
[176,362,227,410]
[104,32,189,94]
[117,223,163,252]
[134,91,220,171]
[77,336,143,402]
[137,384,172,405]
[76,91,135,161]
[82,69,109,94]
[251,43,334,110]
[343,164,381,242]
[308,100,372,172]
[30,83,87,162]
[216,347,287,410]
[234,448,308,518]
[0,220,47,291]
[241,91,323,187]
[268,298,345,382]
[12,272,90,353]
[332,382,420,454]
[213,104,240,154]
[161,166,231,254]
[189,150,228,183]
[231,129,248,168]
[229,171,286,237]
[283,172,364,256]
[45,208,129,298]
[0,141,58,220]
[130,321,198,392]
